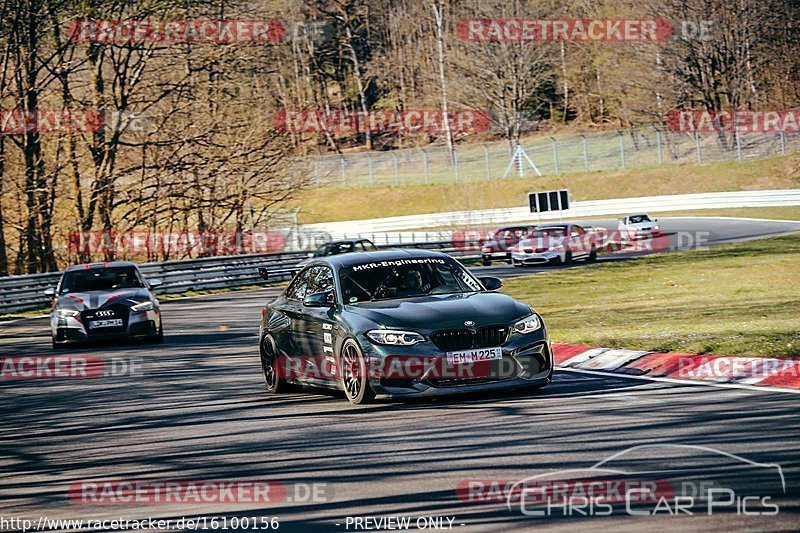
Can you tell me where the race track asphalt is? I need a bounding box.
[1,217,799,532]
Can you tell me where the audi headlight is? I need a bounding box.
[131,301,154,312]
[366,330,425,346]
[56,309,80,318]
[513,314,542,335]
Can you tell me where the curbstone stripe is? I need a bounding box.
[552,343,800,390]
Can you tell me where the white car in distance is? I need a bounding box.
[618,214,660,241]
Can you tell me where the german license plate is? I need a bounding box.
[89,319,123,329]
[446,347,502,365]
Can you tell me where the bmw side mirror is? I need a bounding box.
[478,276,503,291]
[149,278,163,288]
[304,291,334,307]
[258,267,270,280]
[43,287,56,298]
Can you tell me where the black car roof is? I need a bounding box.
[64,261,139,272]
[322,238,372,246]
[318,248,448,268]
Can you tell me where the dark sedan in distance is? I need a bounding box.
[296,238,379,268]
[258,249,552,404]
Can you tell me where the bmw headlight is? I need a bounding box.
[513,314,542,335]
[56,309,80,318]
[131,301,154,312]
[366,330,425,346]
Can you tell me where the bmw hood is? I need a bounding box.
[55,289,153,311]
[519,236,566,248]
[344,292,532,331]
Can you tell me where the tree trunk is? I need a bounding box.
[0,137,8,276]
[344,23,372,151]
[431,0,454,164]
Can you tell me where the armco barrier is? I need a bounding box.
[304,189,800,237]
[0,241,471,315]
[3,189,799,315]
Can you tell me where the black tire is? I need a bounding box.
[564,249,573,264]
[152,321,164,344]
[340,339,375,405]
[481,258,491,266]
[587,246,597,262]
[144,319,164,344]
[260,334,297,394]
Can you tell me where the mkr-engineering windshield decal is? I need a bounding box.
[350,258,447,271]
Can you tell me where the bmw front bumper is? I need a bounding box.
[361,330,552,398]
[511,251,562,265]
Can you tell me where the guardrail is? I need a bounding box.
[0,241,473,316]
[3,189,799,316]
[304,189,800,237]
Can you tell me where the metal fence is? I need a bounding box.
[306,127,800,188]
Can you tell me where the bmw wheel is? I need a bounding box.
[564,249,573,264]
[260,334,296,394]
[340,339,375,405]
[587,246,597,262]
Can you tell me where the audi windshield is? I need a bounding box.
[59,267,145,294]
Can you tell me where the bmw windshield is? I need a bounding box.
[60,267,144,294]
[340,258,483,303]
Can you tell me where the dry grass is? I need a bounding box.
[502,235,800,358]
[289,153,800,224]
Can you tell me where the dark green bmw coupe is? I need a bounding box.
[258,249,552,404]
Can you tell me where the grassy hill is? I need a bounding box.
[289,153,800,224]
